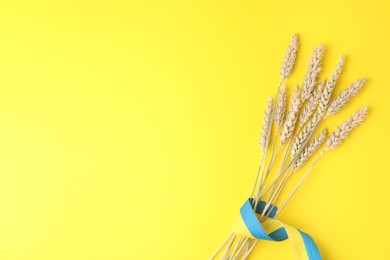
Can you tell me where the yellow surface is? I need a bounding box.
[0,1,388,259]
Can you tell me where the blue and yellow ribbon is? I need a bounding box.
[232,199,321,260]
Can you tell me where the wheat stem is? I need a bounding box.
[249,155,266,206]
[256,127,281,198]
[231,238,250,260]
[229,237,243,260]
[210,232,235,260]
[275,151,325,217]
[221,234,237,260]
[242,241,258,260]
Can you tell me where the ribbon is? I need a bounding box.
[232,199,322,260]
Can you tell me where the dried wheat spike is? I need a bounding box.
[301,46,325,101]
[326,107,368,150]
[291,112,321,158]
[318,56,345,114]
[280,34,299,80]
[274,84,287,128]
[260,97,274,153]
[294,128,327,170]
[300,80,326,126]
[326,78,367,117]
[280,86,301,145]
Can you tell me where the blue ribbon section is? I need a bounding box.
[240,200,272,240]
[249,198,278,218]
[299,231,322,259]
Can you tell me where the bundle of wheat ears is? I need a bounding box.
[210,34,369,260]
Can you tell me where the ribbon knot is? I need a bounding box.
[232,199,322,260]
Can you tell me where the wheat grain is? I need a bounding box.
[318,56,345,114]
[294,128,327,170]
[326,78,367,117]
[260,97,274,153]
[274,84,287,128]
[280,86,302,144]
[301,46,325,101]
[280,34,299,80]
[326,107,368,150]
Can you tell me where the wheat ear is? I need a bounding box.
[301,46,325,101]
[291,112,321,158]
[280,34,299,80]
[300,80,326,126]
[274,84,287,128]
[326,107,369,150]
[318,56,345,114]
[294,128,327,170]
[259,97,274,154]
[280,86,302,145]
[326,78,367,117]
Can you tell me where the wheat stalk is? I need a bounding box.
[263,126,326,219]
[280,34,299,80]
[250,97,274,203]
[257,85,288,194]
[301,46,325,101]
[249,35,299,209]
[326,78,367,117]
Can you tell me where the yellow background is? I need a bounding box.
[0,0,388,259]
